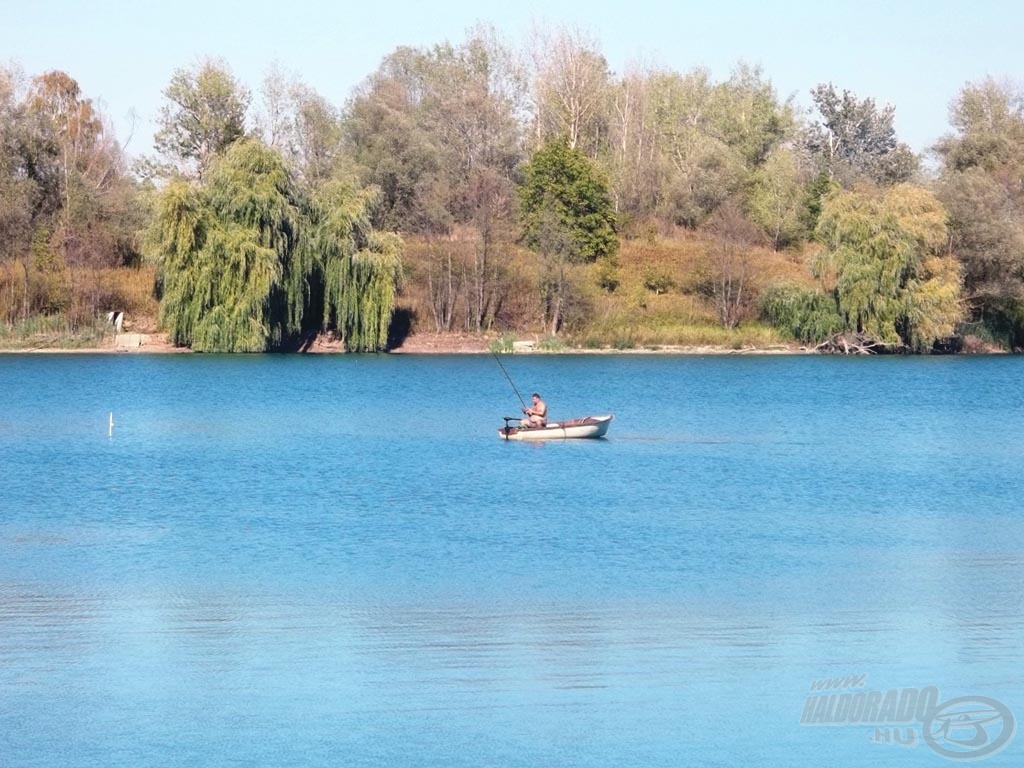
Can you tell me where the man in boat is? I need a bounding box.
[521,393,547,428]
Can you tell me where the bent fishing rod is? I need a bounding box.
[491,350,528,411]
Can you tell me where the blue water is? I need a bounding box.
[1,354,1022,767]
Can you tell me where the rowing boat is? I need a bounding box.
[498,414,613,441]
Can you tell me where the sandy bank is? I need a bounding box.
[390,332,807,355]
[0,333,189,354]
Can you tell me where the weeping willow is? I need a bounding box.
[150,141,402,352]
[813,184,962,350]
[761,285,844,343]
[314,183,403,352]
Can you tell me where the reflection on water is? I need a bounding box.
[1,354,1023,767]
[4,583,1021,766]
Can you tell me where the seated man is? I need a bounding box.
[521,392,548,428]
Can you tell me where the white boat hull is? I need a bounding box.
[499,414,613,441]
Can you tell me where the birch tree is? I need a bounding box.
[529,26,609,157]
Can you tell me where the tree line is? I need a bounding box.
[1,25,1022,351]
[0,68,144,331]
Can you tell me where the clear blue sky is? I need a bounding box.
[6,0,1022,156]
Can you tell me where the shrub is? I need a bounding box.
[537,335,566,352]
[761,285,844,343]
[642,268,675,295]
[488,333,516,353]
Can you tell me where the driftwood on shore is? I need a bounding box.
[811,333,892,355]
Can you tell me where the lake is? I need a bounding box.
[1,354,1022,766]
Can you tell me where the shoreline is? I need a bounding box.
[0,331,1012,356]
[0,331,809,355]
[0,346,806,355]
[0,332,190,355]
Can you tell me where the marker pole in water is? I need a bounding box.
[109,412,114,438]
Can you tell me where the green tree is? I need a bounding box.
[527,206,575,334]
[805,84,918,186]
[151,139,402,352]
[345,30,525,332]
[711,63,793,168]
[344,47,449,233]
[154,59,250,179]
[937,78,1024,173]
[520,136,617,263]
[313,182,404,351]
[935,79,1024,347]
[0,65,42,261]
[647,69,745,228]
[814,185,962,350]
[152,141,304,351]
[747,148,806,249]
[520,137,616,333]
[799,170,840,238]
[761,285,844,344]
[612,65,792,230]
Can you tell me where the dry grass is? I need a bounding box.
[0,315,111,349]
[0,261,159,345]
[397,228,818,347]
[571,233,812,347]
[611,233,816,295]
[572,316,788,350]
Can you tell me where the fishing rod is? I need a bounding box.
[491,350,528,410]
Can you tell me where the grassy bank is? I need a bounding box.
[0,263,159,349]
[0,315,117,350]
[396,228,810,350]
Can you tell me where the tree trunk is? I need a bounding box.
[550,295,562,336]
[549,263,566,335]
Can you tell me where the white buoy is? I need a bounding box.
[109,412,114,437]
